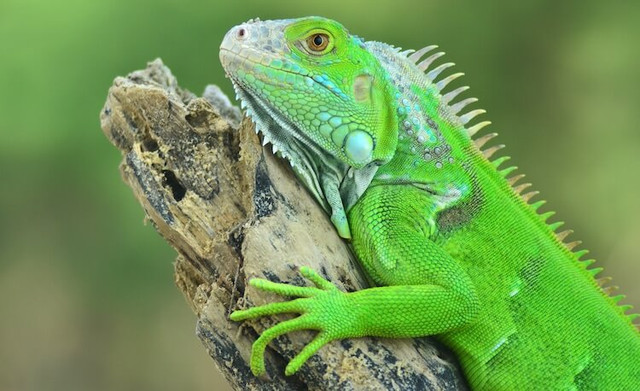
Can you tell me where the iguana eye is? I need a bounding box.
[307,33,329,52]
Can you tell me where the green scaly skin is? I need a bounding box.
[219,16,640,389]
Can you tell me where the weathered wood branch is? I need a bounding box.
[100,59,467,390]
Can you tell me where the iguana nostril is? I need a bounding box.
[237,27,246,39]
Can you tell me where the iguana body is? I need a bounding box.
[219,17,640,389]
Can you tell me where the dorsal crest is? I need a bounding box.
[397,44,639,326]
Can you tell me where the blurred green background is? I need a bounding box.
[1,0,639,389]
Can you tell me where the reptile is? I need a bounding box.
[219,16,640,389]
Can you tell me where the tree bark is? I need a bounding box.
[99,59,468,391]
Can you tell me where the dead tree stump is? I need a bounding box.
[99,59,467,391]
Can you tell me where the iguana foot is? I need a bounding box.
[230,266,353,376]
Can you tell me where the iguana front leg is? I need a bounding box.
[231,185,479,376]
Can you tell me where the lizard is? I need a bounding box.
[219,16,640,389]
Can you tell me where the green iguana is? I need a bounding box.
[219,16,640,389]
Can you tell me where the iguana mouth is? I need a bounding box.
[220,47,310,79]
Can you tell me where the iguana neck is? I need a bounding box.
[367,42,476,194]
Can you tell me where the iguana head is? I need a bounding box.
[220,16,398,169]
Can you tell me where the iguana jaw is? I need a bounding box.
[220,48,316,166]
[220,39,351,219]
[227,71,336,213]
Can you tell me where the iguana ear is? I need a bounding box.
[363,72,398,166]
[341,72,397,168]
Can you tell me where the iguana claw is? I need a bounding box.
[230,266,346,376]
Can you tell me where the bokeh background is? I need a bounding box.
[1,1,639,390]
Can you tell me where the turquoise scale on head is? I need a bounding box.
[329,117,342,128]
[317,112,331,121]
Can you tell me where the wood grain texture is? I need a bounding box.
[99,59,467,391]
